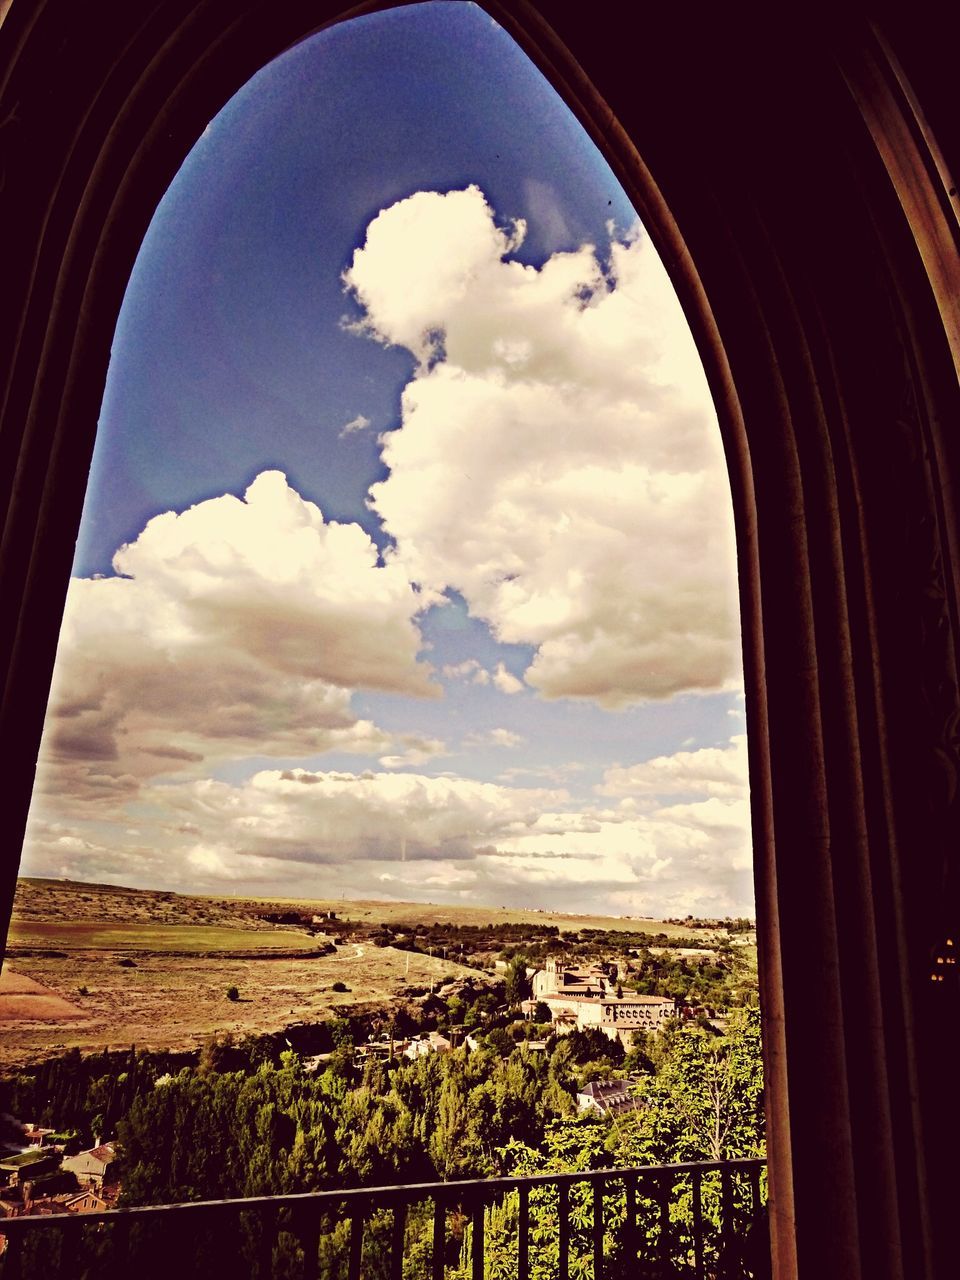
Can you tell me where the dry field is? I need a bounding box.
[0,946,472,1070]
[0,968,85,1023]
[13,878,703,938]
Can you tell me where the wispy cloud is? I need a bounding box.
[465,727,524,749]
[338,413,372,438]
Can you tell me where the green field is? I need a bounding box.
[5,921,319,952]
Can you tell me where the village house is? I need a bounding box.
[18,1125,57,1148]
[353,1041,395,1065]
[60,1143,116,1191]
[0,1182,110,1220]
[61,1187,111,1214]
[402,1032,451,1060]
[0,1168,77,1218]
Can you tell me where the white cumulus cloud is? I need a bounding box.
[345,185,740,709]
[34,471,437,806]
[598,734,749,801]
[149,768,568,866]
[492,662,524,694]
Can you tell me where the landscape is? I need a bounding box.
[0,877,764,1275]
[0,877,754,1068]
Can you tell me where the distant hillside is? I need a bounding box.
[12,878,713,939]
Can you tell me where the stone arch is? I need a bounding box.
[1,3,958,1276]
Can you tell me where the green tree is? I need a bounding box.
[619,1008,765,1164]
[504,956,530,1006]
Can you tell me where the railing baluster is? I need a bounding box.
[518,1184,530,1280]
[349,1209,364,1280]
[635,1172,651,1266]
[657,1172,672,1277]
[624,1172,637,1265]
[392,1202,407,1280]
[749,1163,763,1215]
[56,1216,83,1280]
[592,1180,603,1280]
[0,1158,767,1280]
[109,1212,131,1275]
[432,1196,444,1280]
[256,1203,277,1280]
[299,1207,321,1280]
[692,1167,705,1280]
[558,1181,569,1280]
[720,1162,735,1267]
[471,1196,484,1280]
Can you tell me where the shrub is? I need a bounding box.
[332,980,349,993]
[225,986,239,1001]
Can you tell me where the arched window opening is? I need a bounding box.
[18,5,753,939]
[1,6,765,1268]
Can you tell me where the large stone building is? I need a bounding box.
[531,957,616,1002]
[529,959,676,1046]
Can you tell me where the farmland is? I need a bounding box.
[0,945,473,1070]
[0,879,485,1069]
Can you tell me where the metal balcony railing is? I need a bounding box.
[0,1158,767,1280]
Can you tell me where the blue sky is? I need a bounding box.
[77,3,634,576]
[26,3,752,917]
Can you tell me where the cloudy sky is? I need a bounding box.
[21,3,752,917]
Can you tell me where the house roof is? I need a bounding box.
[579,1080,631,1100]
[85,1144,115,1164]
[604,994,675,1006]
[63,1189,107,1206]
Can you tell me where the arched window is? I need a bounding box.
[20,4,750,931]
